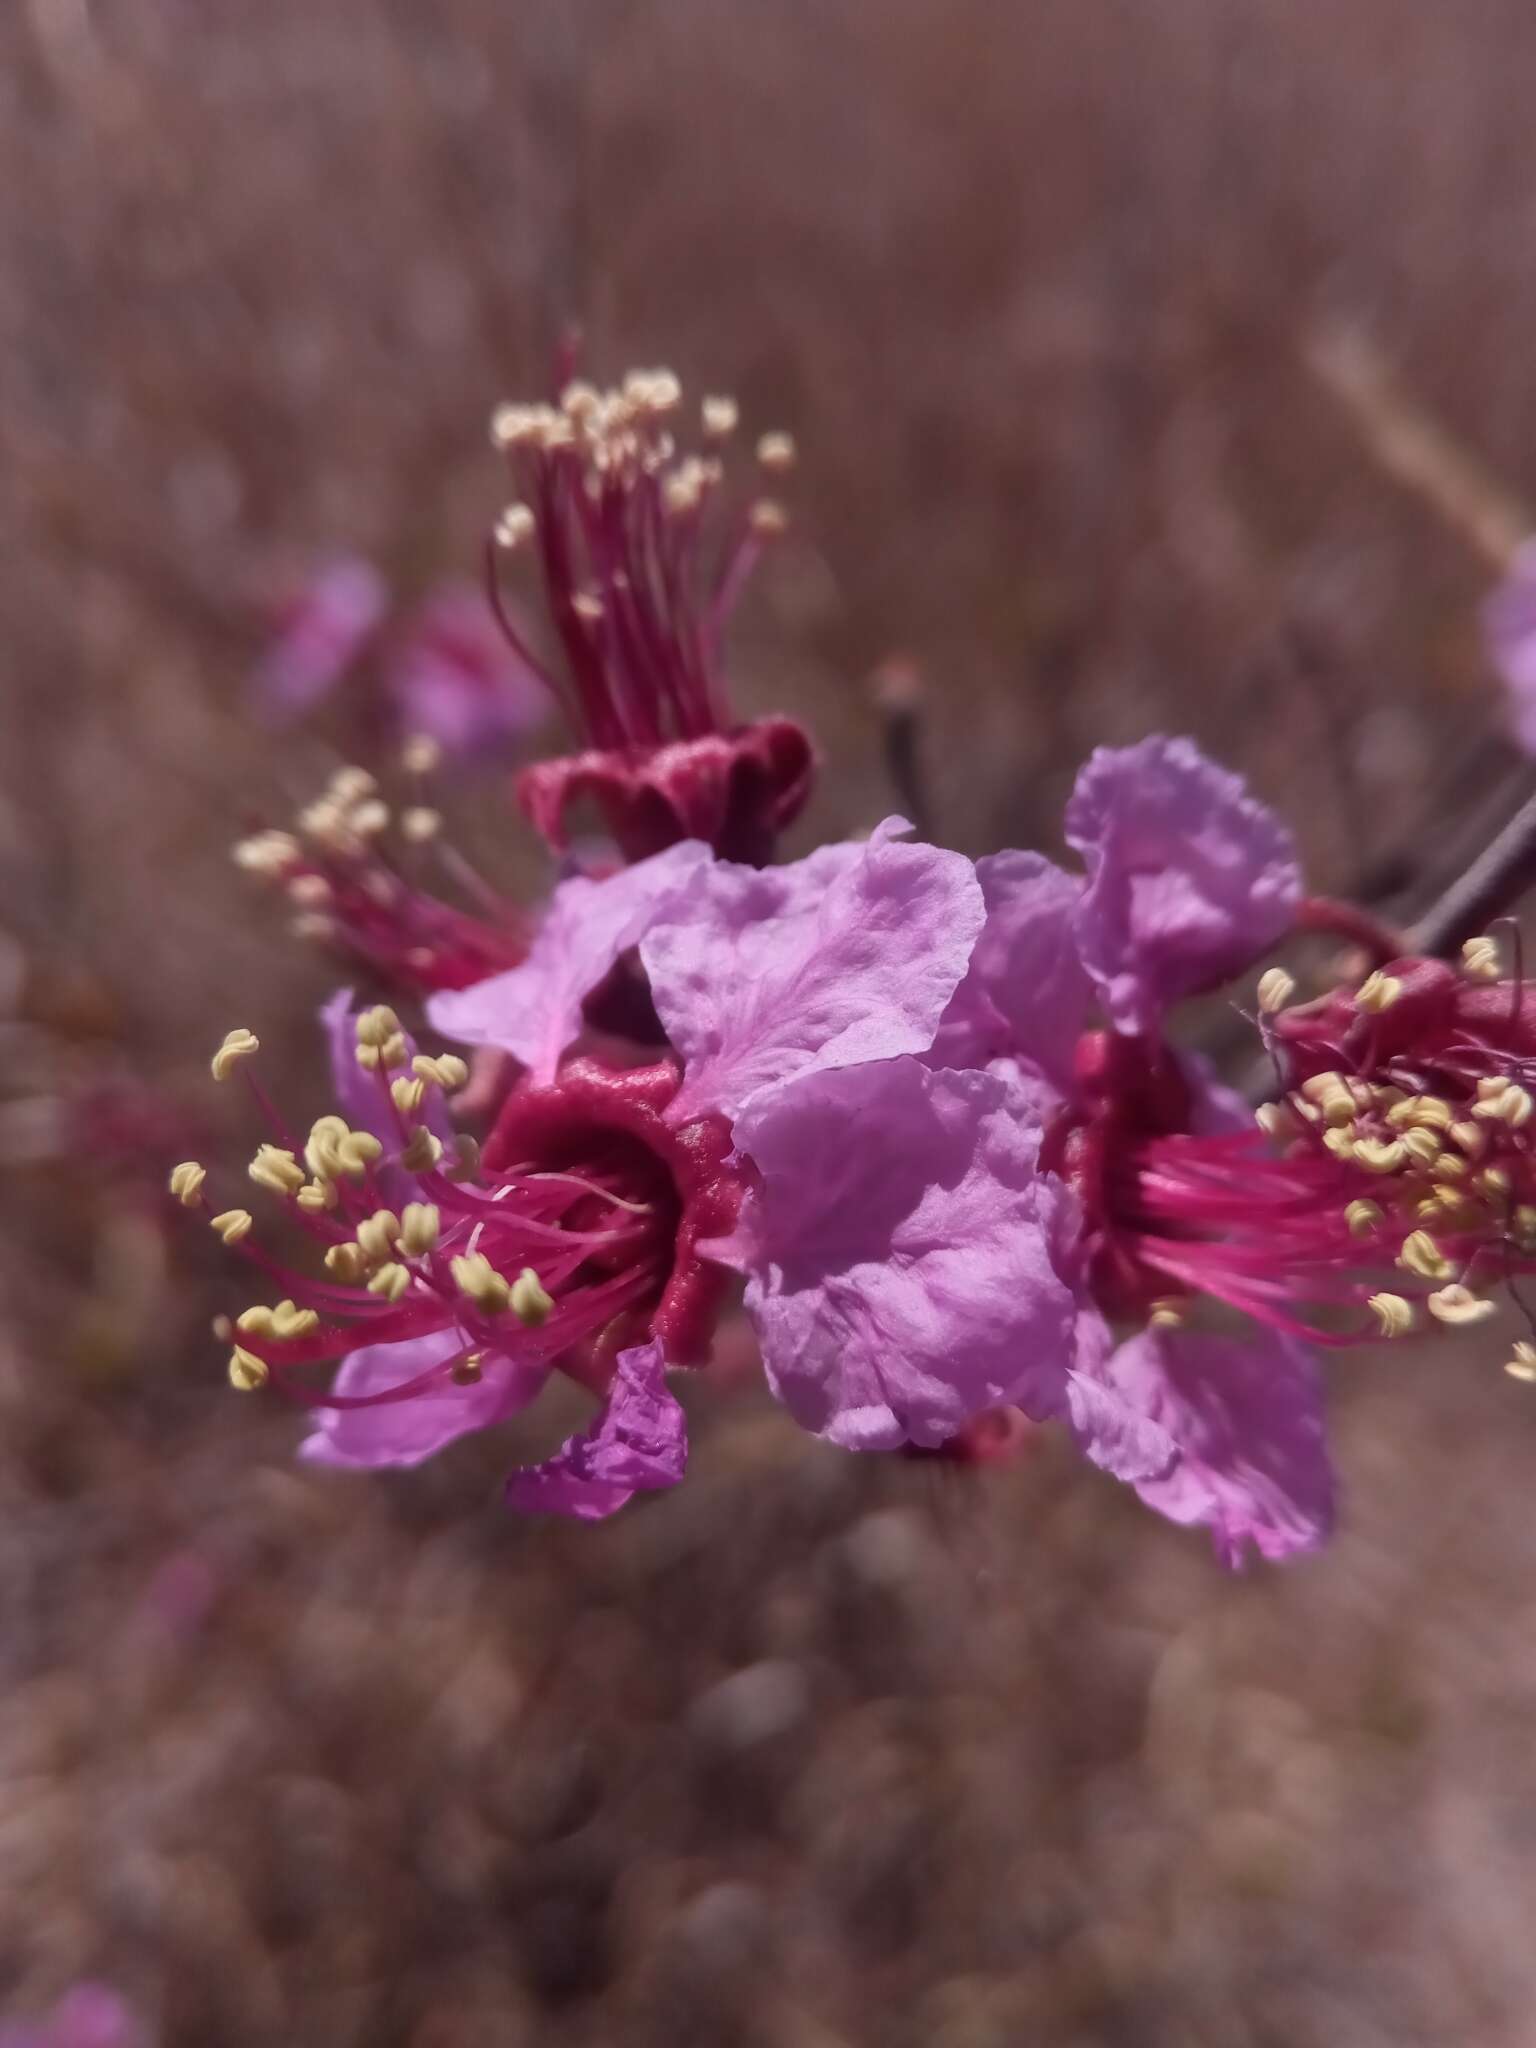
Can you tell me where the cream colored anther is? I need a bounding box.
[169,1162,205,1207]
[367,1262,411,1302]
[1427,1285,1496,1327]
[212,1028,260,1081]
[211,1208,253,1245]
[413,1054,469,1091]
[356,1006,401,1050]
[1505,1341,1536,1382]
[1387,1094,1453,1133]
[451,1252,510,1314]
[701,395,739,438]
[1398,1230,1453,1282]
[1462,935,1502,982]
[1369,1293,1415,1338]
[1400,1128,1442,1169]
[334,1130,382,1180]
[391,1077,426,1116]
[401,1129,444,1176]
[402,808,441,845]
[324,1243,368,1284]
[756,431,796,472]
[1353,1137,1408,1174]
[1356,971,1403,1014]
[1256,967,1295,1015]
[398,1203,440,1256]
[228,1348,269,1392]
[509,1268,554,1327]
[1344,1199,1383,1237]
[355,1210,401,1264]
[249,1145,305,1197]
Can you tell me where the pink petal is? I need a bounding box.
[252,556,388,722]
[426,841,712,1083]
[930,849,1088,1094]
[1073,1324,1334,1567]
[299,1330,545,1469]
[646,818,984,1126]
[1065,736,1301,1035]
[717,1058,1092,1451]
[1483,541,1536,753]
[505,1339,686,1520]
[390,583,549,757]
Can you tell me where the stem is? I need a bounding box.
[1292,895,1406,965]
[1411,786,1536,958]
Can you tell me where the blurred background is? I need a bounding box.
[7,3,1536,2042]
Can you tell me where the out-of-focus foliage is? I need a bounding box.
[6,3,1536,2040]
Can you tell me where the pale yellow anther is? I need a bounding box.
[1480,1083,1534,1128]
[335,1130,383,1179]
[1427,1284,1497,1327]
[291,913,336,945]
[401,807,442,845]
[1147,1298,1187,1330]
[1462,935,1502,983]
[304,1114,350,1180]
[236,1305,277,1338]
[509,1267,555,1327]
[749,499,788,538]
[1323,1126,1357,1160]
[270,1300,319,1340]
[1256,967,1296,1015]
[1344,1199,1384,1237]
[1398,1230,1453,1281]
[350,799,391,838]
[169,1161,205,1207]
[571,592,604,625]
[451,1352,485,1386]
[1505,1341,1536,1383]
[1431,1186,1479,1223]
[211,1315,234,1342]
[398,1202,440,1256]
[1433,1152,1469,1182]
[400,734,441,777]
[1477,1075,1511,1102]
[355,1210,401,1264]
[1301,1071,1347,1104]
[379,1033,408,1071]
[1255,1102,1300,1141]
[1450,1121,1488,1157]
[451,1252,510,1314]
[1477,1165,1513,1198]
[447,1134,480,1180]
[330,766,378,805]
[1369,1293,1415,1339]
[701,395,739,439]
[494,504,536,550]
[413,1053,470,1091]
[391,1076,426,1116]
[1387,1094,1453,1133]
[367,1262,412,1302]
[228,1347,268,1392]
[248,1145,305,1197]
[287,874,333,909]
[356,1006,402,1050]
[233,830,302,877]
[324,1242,368,1284]
[1516,1206,1536,1249]
[756,431,796,472]
[1356,970,1403,1014]
[1400,1128,1442,1170]
[401,1128,445,1176]
[211,1208,253,1245]
[212,1028,260,1081]
[1321,1089,1362,1129]
[1354,1137,1408,1174]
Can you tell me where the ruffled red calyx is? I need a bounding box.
[516,717,815,866]
[484,1056,744,1368]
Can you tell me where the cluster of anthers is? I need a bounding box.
[1133,933,1536,1378]
[168,1011,677,1407]
[232,753,526,994]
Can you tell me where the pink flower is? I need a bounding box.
[387,583,547,757]
[489,369,815,864]
[1483,541,1536,753]
[253,556,387,724]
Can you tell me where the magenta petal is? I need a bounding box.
[1064,735,1301,1035]
[1075,1325,1334,1567]
[300,1331,546,1469]
[717,1058,1091,1451]
[426,840,711,1082]
[646,818,985,1126]
[390,583,549,758]
[505,1339,686,1521]
[931,849,1088,1092]
[1483,541,1536,753]
[252,556,388,723]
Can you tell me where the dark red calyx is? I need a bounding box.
[516,717,816,867]
[485,1055,743,1366]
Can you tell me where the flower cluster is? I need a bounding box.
[188,360,1536,1568]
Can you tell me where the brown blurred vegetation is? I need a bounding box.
[6,3,1536,2042]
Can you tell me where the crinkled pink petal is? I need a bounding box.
[1065,735,1301,1036]
[714,1057,1092,1451]
[1482,541,1536,754]
[645,818,984,1126]
[390,583,549,758]
[300,1330,546,1469]
[505,1339,686,1520]
[426,840,711,1082]
[1073,1324,1333,1567]
[252,556,388,723]
[931,849,1089,1093]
